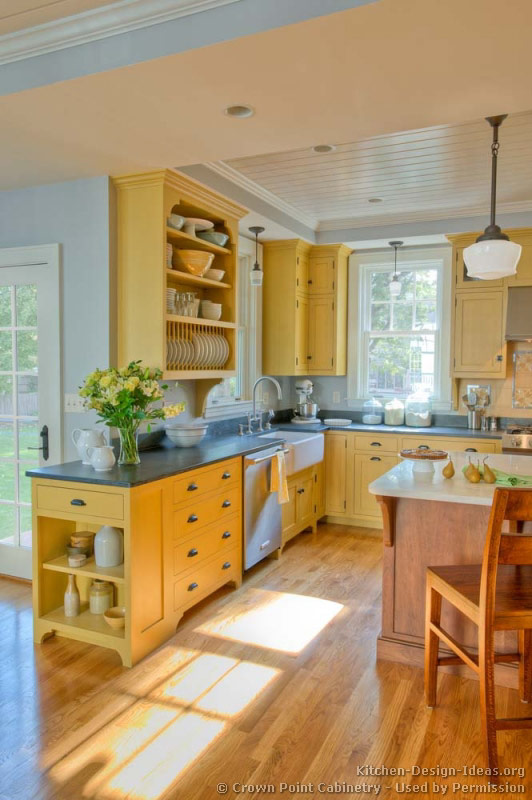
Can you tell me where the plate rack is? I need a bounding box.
[166,318,232,372]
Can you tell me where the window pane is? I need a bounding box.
[391,304,413,331]
[0,331,12,371]
[368,335,435,396]
[0,461,15,503]
[18,464,32,504]
[415,301,437,330]
[17,375,38,417]
[371,303,390,330]
[396,271,415,302]
[0,421,15,458]
[19,505,32,548]
[416,269,438,299]
[0,503,16,546]
[0,287,12,327]
[370,271,392,301]
[18,420,39,461]
[0,376,13,416]
[16,285,37,327]
[16,331,38,372]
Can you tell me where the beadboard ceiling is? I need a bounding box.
[221,112,532,231]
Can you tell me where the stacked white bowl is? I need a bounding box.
[166,287,176,313]
[166,423,208,448]
[201,300,222,321]
[166,243,173,268]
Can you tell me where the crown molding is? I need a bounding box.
[0,0,242,65]
[204,161,319,231]
[316,200,532,232]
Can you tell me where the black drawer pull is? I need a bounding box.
[221,500,231,508]
[465,447,478,452]
[187,548,198,557]
[418,445,430,450]
[297,488,305,494]
[188,582,198,591]
[187,483,198,491]
[370,441,382,447]
[222,531,231,539]
[222,472,231,480]
[70,498,86,506]
[187,514,198,523]
[222,562,231,570]
[370,456,381,461]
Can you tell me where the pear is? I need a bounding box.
[442,459,455,479]
[483,457,496,484]
[467,457,481,483]
[464,457,475,481]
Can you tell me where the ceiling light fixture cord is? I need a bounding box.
[248,225,265,286]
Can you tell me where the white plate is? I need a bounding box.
[221,336,229,366]
[184,217,214,232]
[323,418,352,427]
[181,339,190,366]
[204,334,214,367]
[214,335,224,367]
[192,335,202,367]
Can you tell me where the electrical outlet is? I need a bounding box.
[333,391,340,403]
[64,393,86,413]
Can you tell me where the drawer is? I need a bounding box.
[174,548,240,611]
[173,514,240,576]
[173,486,241,538]
[36,484,124,520]
[354,435,398,454]
[173,458,240,505]
[401,436,497,455]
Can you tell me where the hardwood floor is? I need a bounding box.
[1,524,531,800]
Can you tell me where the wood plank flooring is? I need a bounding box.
[1,524,532,800]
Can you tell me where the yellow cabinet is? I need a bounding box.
[280,466,317,552]
[453,290,506,377]
[354,453,399,518]
[504,230,532,286]
[453,244,503,290]
[449,229,532,289]
[314,461,326,520]
[324,433,348,516]
[263,240,351,376]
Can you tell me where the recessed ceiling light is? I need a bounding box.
[368,197,383,203]
[312,144,336,153]
[224,104,254,118]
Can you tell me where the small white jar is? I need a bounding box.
[94,525,123,567]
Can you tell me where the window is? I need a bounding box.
[205,236,261,417]
[348,247,451,407]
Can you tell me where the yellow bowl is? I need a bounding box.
[103,606,126,629]
[172,249,214,276]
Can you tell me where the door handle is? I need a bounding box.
[70,498,86,506]
[297,488,305,494]
[370,456,381,462]
[28,424,49,461]
[370,441,382,447]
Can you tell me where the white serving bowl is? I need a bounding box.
[166,424,208,448]
[204,268,225,282]
[201,300,222,321]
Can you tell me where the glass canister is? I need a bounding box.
[362,398,383,424]
[405,390,432,427]
[89,580,114,614]
[384,398,405,426]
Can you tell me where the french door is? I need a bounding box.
[0,245,61,579]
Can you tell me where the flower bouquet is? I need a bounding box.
[79,361,185,464]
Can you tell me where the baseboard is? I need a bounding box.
[324,515,383,532]
[0,573,32,585]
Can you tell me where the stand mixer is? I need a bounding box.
[292,379,320,424]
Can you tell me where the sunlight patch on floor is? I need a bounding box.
[195,589,344,654]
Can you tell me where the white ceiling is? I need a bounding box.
[2,0,532,193]
[223,112,532,231]
[0,0,113,36]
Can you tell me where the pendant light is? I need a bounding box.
[249,226,265,286]
[463,115,521,280]
[389,240,403,298]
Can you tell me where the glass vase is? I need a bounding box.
[118,425,140,465]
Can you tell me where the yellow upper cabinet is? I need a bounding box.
[449,229,532,290]
[453,290,507,377]
[262,240,351,376]
[113,169,247,382]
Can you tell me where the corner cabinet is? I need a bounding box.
[113,169,247,411]
[262,240,351,376]
[279,462,324,555]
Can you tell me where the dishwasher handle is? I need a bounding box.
[246,447,290,465]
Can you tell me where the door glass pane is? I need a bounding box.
[17,375,38,416]
[0,331,12,370]
[19,505,32,549]
[16,330,38,372]
[0,504,16,545]
[18,420,39,461]
[0,287,12,326]
[16,285,37,326]
[0,376,13,416]
[0,420,14,457]
[18,463,32,504]
[0,461,15,503]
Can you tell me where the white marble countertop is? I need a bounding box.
[368,452,532,506]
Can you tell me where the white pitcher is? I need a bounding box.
[87,445,116,472]
[72,428,106,464]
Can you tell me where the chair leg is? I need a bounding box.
[479,635,499,775]
[424,582,442,707]
[519,630,532,703]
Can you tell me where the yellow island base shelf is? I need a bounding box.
[32,456,242,667]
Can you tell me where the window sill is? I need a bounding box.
[204,401,254,420]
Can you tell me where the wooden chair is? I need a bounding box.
[425,487,532,774]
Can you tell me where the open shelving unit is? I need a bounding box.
[114,169,248,413]
[42,554,125,583]
[41,605,125,640]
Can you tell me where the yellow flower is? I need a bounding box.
[163,403,185,418]
[100,375,113,388]
[124,378,138,392]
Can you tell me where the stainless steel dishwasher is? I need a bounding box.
[243,445,288,569]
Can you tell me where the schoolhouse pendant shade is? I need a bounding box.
[389,240,403,298]
[463,115,521,280]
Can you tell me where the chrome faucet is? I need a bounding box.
[252,376,282,431]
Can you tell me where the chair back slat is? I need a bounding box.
[503,489,532,521]
[498,533,532,565]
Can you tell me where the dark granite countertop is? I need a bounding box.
[275,422,502,439]
[26,433,288,488]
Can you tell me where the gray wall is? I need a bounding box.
[0,176,112,459]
